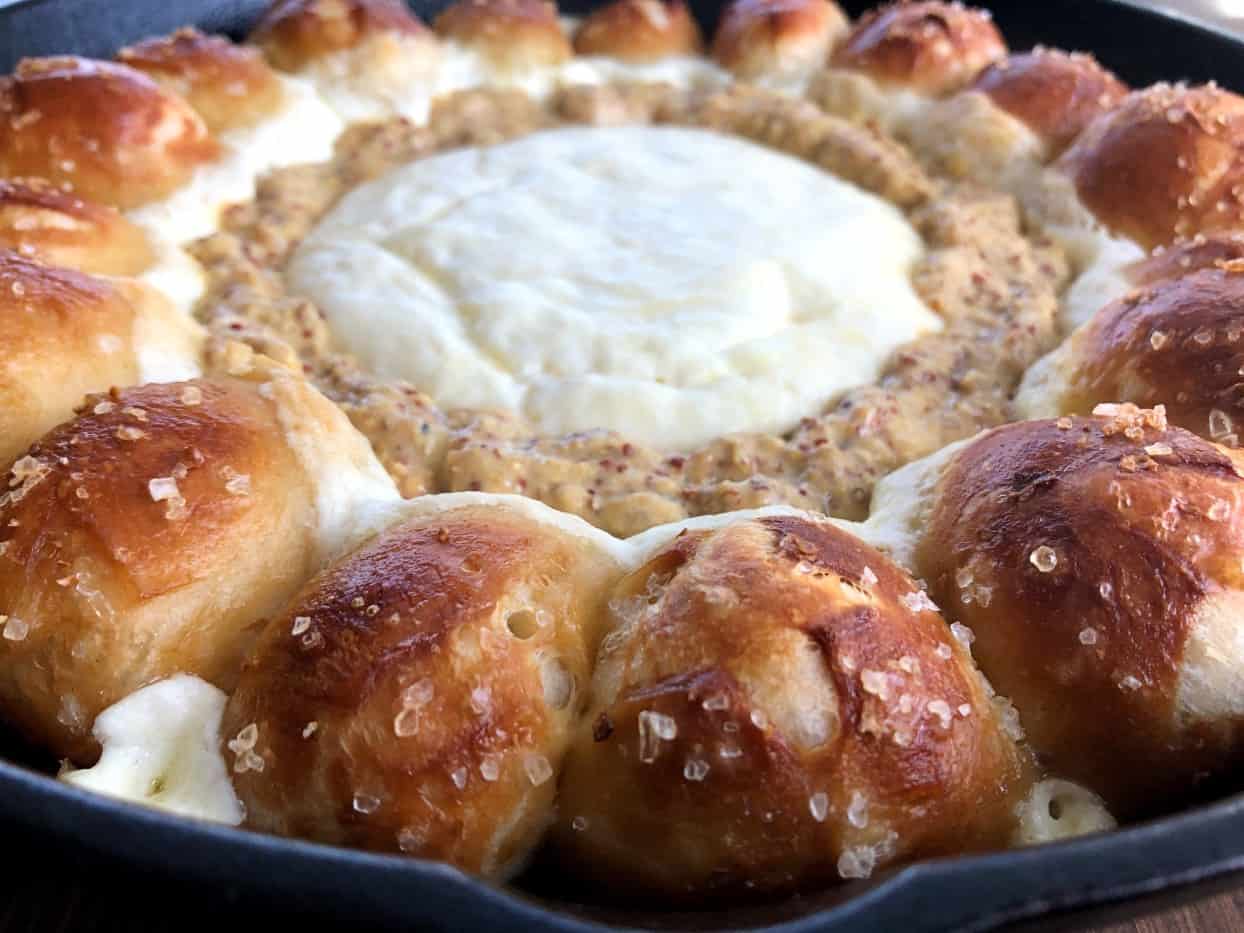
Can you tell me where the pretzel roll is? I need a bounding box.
[0,180,154,277]
[250,0,430,71]
[222,498,625,877]
[0,360,395,762]
[972,48,1127,155]
[1059,83,1244,251]
[574,0,703,63]
[911,47,1127,187]
[434,0,572,70]
[915,411,1244,815]
[831,2,1004,95]
[118,28,285,134]
[554,514,1031,896]
[0,251,201,466]
[1016,267,1244,443]
[710,0,847,82]
[0,57,218,210]
[1127,232,1244,288]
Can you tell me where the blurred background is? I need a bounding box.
[1148,0,1244,32]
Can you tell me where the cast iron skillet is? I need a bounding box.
[1,1,1244,930]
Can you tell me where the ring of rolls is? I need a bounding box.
[0,0,1243,906]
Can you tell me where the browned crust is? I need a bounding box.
[222,505,620,875]
[1059,83,1244,250]
[250,0,429,71]
[0,250,147,465]
[917,414,1244,814]
[0,57,219,209]
[0,179,154,276]
[0,376,320,761]
[972,47,1127,154]
[118,28,285,133]
[1127,232,1244,287]
[831,1,1005,95]
[433,0,572,69]
[710,0,848,79]
[553,516,1030,896]
[574,0,703,63]
[1059,266,1244,444]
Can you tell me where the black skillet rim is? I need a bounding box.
[1,0,1244,929]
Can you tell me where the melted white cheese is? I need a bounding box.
[1055,229,1145,332]
[1010,169,1147,334]
[129,76,344,246]
[127,75,345,318]
[1013,778,1115,846]
[1177,590,1244,723]
[288,125,940,450]
[556,52,728,93]
[138,238,208,319]
[131,295,204,384]
[294,32,445,124]
[59,675,243,825]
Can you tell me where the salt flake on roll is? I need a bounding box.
[911,409,1244,816]
[0,251,203,466]
[1016,263,1244,447]
[554,512,1032,895]
[221,496,625,877]
[0,357,398,762]
[0,180,156,278]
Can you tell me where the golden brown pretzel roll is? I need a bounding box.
[222,500,624,877]
[1016,267,1244,443]
[0,57,218,210]
[1127,232,1244,287]
[1059,83,1244,251]
[0,251,201,466]
[972,48,1127,154]
[574,0,703,62]
[554,515,1031,895]
[434,0,572,69]
[0,361,389,762]
[250,0,430,71]
[0,180,154,277]
[710,0,847,81]
[118,28,285,134]
[916,411,1244,815]
[831,1,1004,95]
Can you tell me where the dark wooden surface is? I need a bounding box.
[1093,893,1244,933]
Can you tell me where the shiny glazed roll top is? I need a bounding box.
[1016,263,1244,445]
[0,56,218,209]
[553,513,1032,896]
[0,180,156,276]
[915,408,1244,815]
[221,499,625,878]
[0,358,394,761]
[0,251,201,466]
[1059,82,1244,250]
